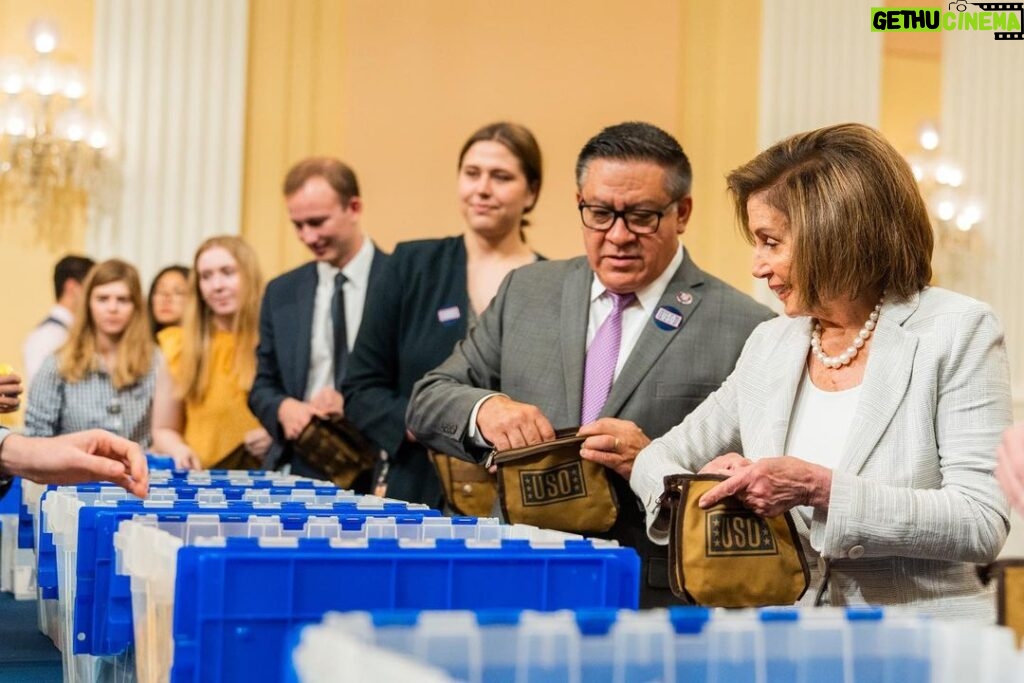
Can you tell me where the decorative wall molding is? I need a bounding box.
[90,0,249,283]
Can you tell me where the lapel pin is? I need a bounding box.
[437,305,461,325]
[654,305,683,331]
[676,291,693,305]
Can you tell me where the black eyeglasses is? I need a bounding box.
[578,199,677,235]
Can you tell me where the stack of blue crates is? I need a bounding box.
[35,469,640,683]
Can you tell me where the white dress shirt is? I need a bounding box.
[585,245,684,380]
[304,237,375,400]
[22,305,73,389]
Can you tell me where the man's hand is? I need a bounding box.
[310,387,344,417]
[698,456,831,517]
[0,371,23,413]
[698,452,752,476]
[243,427,273,459]
[578,418,650,479]
[0,430,149,498]
[997,422,1024,516]
[278,398,320,440]
[476,396,556,451]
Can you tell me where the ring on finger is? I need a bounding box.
[613,438,620,451]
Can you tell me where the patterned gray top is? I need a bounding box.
[24,353,158,447]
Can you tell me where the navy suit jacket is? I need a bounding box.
[249,246,388,469]
[344,236,543,505]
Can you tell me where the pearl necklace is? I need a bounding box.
[810,297,884,369]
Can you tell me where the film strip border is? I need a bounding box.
[972,2,1024,39]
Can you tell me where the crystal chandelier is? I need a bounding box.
[907,121,983,291]
[0,20,116,248]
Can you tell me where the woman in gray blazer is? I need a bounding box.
[631,123,1011,619]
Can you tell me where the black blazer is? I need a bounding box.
[344,236,542,505]
[249,245,388,470]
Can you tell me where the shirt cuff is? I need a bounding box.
[466,393,508,447]
[0,427,14,499]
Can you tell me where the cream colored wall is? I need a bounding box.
[241,0,759,292]
[0,0,93,427]
[879,32,942,154]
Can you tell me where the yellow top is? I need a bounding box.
[158,326,260,468]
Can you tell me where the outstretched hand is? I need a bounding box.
[1,429,149,498]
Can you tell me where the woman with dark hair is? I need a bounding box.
[631,123,1011,618]
[344,122,544,507]
[147,264,190,338]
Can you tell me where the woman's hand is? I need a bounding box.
[0,371,23,413]
[167,443,201,470]
[698,455,832,517]
[698,452,752,476]
[997,423,1024,516]
[243,428,273,460]
[578,418,651,479]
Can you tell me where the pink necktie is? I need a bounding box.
[581,291,636,424]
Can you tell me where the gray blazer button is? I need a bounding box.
[848,545,865,560]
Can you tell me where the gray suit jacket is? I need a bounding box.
[407,251,774,460]
[408,250,773,607]
[631,286,1012,619]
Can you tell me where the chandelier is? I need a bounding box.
[907,121,983,291]
[0,20,116,248]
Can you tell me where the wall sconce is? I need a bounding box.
[907,121,984,290]
[0,19,117,247]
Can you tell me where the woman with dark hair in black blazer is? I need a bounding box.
[344,122,544,507]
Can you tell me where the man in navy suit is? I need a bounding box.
[249,157,387,482]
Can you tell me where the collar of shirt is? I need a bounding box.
[584,244,685,378]
[588,244,684,312]
[316,236,375,292]
[49,304,74,326]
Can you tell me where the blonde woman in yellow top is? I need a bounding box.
[151,236,270,469]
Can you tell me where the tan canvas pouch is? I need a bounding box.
[486,428,618,534]
[293,416,378,489]
[991,559,1024,647]
[656,473,810,607]
[428,451,497,517]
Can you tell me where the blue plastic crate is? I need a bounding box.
[0,475,20,513]
[168,537,639,683]
[37,480,410,600]
[77,503,438,656]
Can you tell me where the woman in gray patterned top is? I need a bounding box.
[26,259,159,447]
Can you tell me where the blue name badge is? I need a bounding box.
[437,305,461,326]
[653,305,683,330]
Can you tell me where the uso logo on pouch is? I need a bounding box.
[520,461,588,506]
[706,510,779,557]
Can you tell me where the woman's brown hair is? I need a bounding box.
[727,122,933,310]
[458,121,543,228]
[58,259,153,388]
[175,235,263,403]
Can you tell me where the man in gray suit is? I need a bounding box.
[407,122,773,606]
